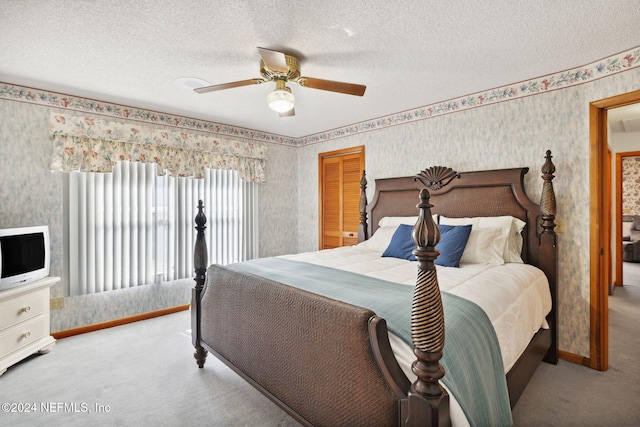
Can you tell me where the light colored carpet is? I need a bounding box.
[2,278,639,426]
[0,310,298,427]
[623,260,640,286]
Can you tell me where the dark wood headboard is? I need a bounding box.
[362,167,541,266]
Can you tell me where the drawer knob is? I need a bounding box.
[21,306,32,313]
[22,331,31,339]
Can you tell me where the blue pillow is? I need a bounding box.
[435,224,472,267]
[382,224,416,261]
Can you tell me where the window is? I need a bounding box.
[64,161,258,296]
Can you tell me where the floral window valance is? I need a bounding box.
[48,113,267,182]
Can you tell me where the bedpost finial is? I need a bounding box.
[540,150,557,234]
[195,199,207,230]
[542,150,555,176]
[412,188,440,250]
[194,200,208,288]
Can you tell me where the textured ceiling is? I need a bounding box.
[1,0,640,138]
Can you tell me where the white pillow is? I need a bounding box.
[378,216,419,227]
[460,227,507,265]
[506,217,526,263]
[440,215,525,264]
[479,216,525,263]
[357,226,400,252]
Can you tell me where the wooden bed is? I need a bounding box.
[190,150,558,427]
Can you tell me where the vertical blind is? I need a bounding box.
[64,161,258,296]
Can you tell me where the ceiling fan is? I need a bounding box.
[194,47,366,117]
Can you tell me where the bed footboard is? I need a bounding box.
[200,264,403,427]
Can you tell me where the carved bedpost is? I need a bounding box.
[192,200,209,368]
[357,170,369,242]
[539,150,559,364]
[403,188,451,427]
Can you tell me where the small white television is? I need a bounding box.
[0,225,50,292]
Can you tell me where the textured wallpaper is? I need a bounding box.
[258,142,298,257]
[0,102,63,281]
[623,156,640,214]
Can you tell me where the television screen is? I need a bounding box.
[0,225,49,291]
[1,232,46,278]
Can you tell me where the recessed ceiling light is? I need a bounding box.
[174,77,211,90]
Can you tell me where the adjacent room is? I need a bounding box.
[1,1,640,426]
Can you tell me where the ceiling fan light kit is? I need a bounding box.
[194,47,366,117]
[267,80,295,113]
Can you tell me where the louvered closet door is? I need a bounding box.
[322,157,342,249]
[319,147,364,250]
[341,154,362,246]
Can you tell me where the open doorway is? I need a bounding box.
[590,89,640,371]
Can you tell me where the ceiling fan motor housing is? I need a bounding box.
[260,53,301,82]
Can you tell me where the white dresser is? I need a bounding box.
[0,277,58,376]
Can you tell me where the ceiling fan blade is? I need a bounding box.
[279,108,295,117]
[257,47,288,73]
[297,77,366,96]
[193,78,265,94]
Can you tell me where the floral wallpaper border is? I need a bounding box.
[1,45,639,147]
[0,84,299,147]
[299,45,640,145]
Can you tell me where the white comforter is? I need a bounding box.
[280,244,551,373]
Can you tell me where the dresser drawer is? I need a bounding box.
[0,315,47,359]
[0,288,47,330]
